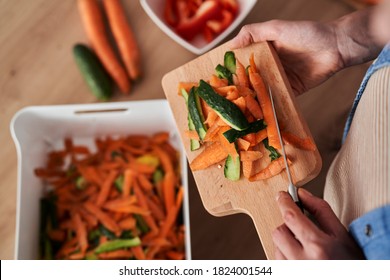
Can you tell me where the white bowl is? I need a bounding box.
[140,0,257,55]
[10,100,191,260]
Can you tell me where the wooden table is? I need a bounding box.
[0,0,368,259]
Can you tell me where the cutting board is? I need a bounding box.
[162,42,322,259]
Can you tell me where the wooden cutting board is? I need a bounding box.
[162,42,322,259]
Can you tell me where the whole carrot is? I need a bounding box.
[77,0,130,93]
[103,0,142,81]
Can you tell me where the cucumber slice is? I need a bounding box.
[197,80,249,131]
[215,64,233,85]
[188,87,207,140]
[181,88,201,150]
[224,154,241,181]
[223,119,267,143]
[224,51,236,74]
[73,44,112,101]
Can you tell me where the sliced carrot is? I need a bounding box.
[209,74,228,87]
[190,142,228,171]
[137,174,154,192]
[96,170,119,206]
[103,196,137,209]
[131,246,146,260]
[255,130,268,145]
[159,187,183,238]
[77,0,130,93]
[98,249,133,259]
[237,86,255,97]
[242,133,257,147]
[282,131,316,151]
[152,132,169,145]
[103,0,141,81]
[239,151,263,162]
[232,96,246,113]
[166,250,185,260]
[153,145,174,174]
[244,95,263,119]
[249,69,281,149]
[178,82,198,95]
[118,216,136,230]
[162,171,176,215]
[249,157,292,181]
[235,58,249,87]
[133,182,159,234]
[242,160,254,179]
[203,122,222,142]
[72,212,88,255]
[225,88,240,101]
[203,109,219,127]
[47,229,66,242]
[236,138,251,151]
[122,169,136,197]
[84,201,121,235]
[214,85,237,96]
[249,53,258,73]
[105,204,150,215]
[145,195,166,221]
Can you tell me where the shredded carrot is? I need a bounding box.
[249,157,292,181]
[282,131,316,151]
[96,170,119,206]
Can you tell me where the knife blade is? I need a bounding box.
[268,86,303,211]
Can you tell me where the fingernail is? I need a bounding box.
[299,188,313,196]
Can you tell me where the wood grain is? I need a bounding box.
[162,42,322,259]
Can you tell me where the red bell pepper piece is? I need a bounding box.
[206,9,234,34]
[175,0,221,41]
[164,0,178,27]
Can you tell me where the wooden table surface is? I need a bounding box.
[0,0,369,259]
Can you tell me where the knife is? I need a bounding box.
[268,86,303,212]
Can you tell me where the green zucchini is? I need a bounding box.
[188,87,207,140]
[223,119,267,143]
[181,88,201,150]
[215,64,233,85]
[197,80,249,131]
[224,51,236,74]
[224,154,241,181]
[73,44,112,101]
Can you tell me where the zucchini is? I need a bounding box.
[224,154,241,181]
[197,80,249,131]
[188,87,207,140]
[73,44,112,101]
[224,51,236,74]
[215,64,233,85]
[223,119,267,143]
[181,88,201,150]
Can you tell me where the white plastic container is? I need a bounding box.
[140,0,257,55]
[10,99,191,260]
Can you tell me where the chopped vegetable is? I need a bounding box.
[34,134,186,259]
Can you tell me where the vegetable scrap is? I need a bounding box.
[178,51,316,181]
[35,133,186,260]
[164,0,239,42]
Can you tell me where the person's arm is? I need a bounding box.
[272,189,365,259]
[230,8,384,95]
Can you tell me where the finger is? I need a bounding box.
[272,224,302,259]
[298,188,347,236]
[229,21,282,49]
[276,191,323,242]
[274,246,287,260]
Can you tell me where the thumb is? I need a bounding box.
[298,188,346,236]
[229,21,282,49]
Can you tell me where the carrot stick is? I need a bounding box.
[159,187,183,238]
[131,246,146,260]
[118,216,136,230]
[239,150,263,162]
[249,68,281,149]
[235,58,249,87]
[96,170,119,206]
[166,250,185,260]
[137,174,154,192]
[190,142,228,171]
[122,169,135,197]
[244,95,263,119]
[153,145,174,174]
[98,249,133,259]
[133,183,159,234]
[72,212,88,255]
[103,0,141,81]
[249,157,292,181]
[162,171,176,214]
[77,0,130,93]
[84,201,121,235]
[178,82,198,95]
[281,131,316,151]
[103,196,137,209]
[209,74,228,87]
[105,204,150,215]
[236,138,251,151]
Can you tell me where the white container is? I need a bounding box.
[10,99,191,260]
[140,0,257,55]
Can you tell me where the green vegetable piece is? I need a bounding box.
[120,230,134,239]
[152,169,164,184]
[88,229,101,240]
[73,44,113,101]
[224,154,241,181]
[134,214,149,234]
[43,238,53,260]
[181,88,201,151]
[114,175,124,193]
[197,80,249,131]
[263,138,281,161]
[94,237,141,254]
[75,176,87,190]
[85,254,98,260]
[188,87,207,140]
[215,64,233,85]
[99,224,116,240]
[223,119,267,143]
[224,51,236,74]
